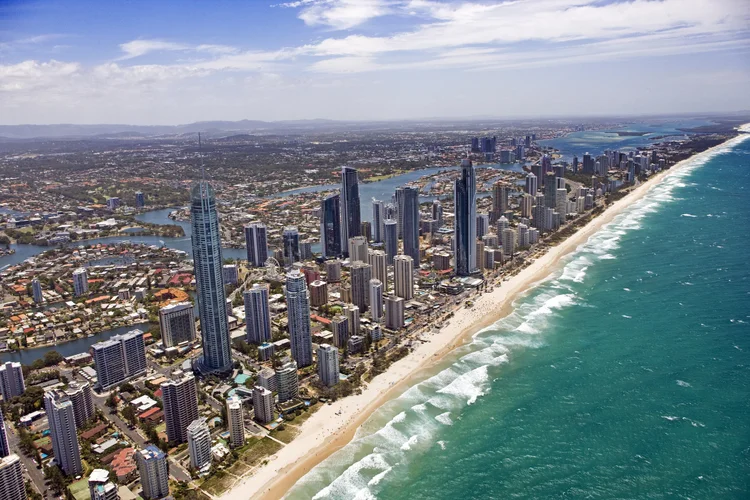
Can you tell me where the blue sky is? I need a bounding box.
[1,0,749,124]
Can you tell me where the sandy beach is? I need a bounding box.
[218,134,743,500]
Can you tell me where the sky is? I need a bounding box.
[0,0,749,125]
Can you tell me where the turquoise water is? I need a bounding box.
[286,133,750,499]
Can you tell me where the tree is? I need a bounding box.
[44,465,66,494]
[122,405,137,426]
[106,393,118,410]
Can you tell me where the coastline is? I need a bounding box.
[220,132,746,500]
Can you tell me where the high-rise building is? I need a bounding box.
[192,180,232,374]
[325,260,341,282]
[350,261,371,313]
[521,194,534,218]
[72,267,89,297]
[367,250,388,290]
[341,167,361,253]
[222,264,238,285]
[0,408,9,458]
[309,280,328,308]
[394,255,414,300]
[106,197,120,211]
[159,302,196,348]
[135,191,146,209]
[226,395,244,448]
[556,188,568,220]
[321,194,342,258]
[331,316,349,348]
[88,470,117,500]
[369,279,383,323]
[385,295,405,331]
[317,344,339,387]
[0,454,25,500]
[502,228,517,256]
[491,182,510,222]
[432,200,443,228]
[476,214,490,239]
[92,330,146,390]
[517,223,530,248]
[371,199,385,243]
[285,270,313,368]
[31,278,43,304]
[187,418,212,471]
[136,446,170,500]
[45,390,82,476]
[344,304,360,337]
[348,236,368,263]
[282,227,300,266]
[582,153,595,174]
[454,159,477,276]
[544,172,557,209]
[383,219,398,266]
[252,386,274,424]
[244,223,268,267]
[396,187,420,264]
[244,284,271,345]
[0,362,24,400]
[161,374,199,444]
[276,361,299,403]
[64,382,94,428]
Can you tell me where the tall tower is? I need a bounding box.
[72,267,88,297]
[191,179,232,374]
[317,344,339,387]
[187,418,212,471]
[161,374,199,444]
[282,227,300,266]
[0,408,9,458]
[244,222,268,267]
[454,159,477,276]
[226,395,245,448]
[0,454,25,500]
[0,362,24,400]
[45,391,82,476]
[285,270,313,368]
[394,255,414,300]
[340,166,361,253]
[369,279,384,323]
[321,194,341,258]
[31,278,43,304]
[383,219,398,266]
[367,249,388,289]
[350,261,371,313]
[136,446,170,500]
[397,187,420,264]
[244,284,272,345]
[491,182,510,222]
[371,199,384,243]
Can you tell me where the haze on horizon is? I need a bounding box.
[1,0,749,126]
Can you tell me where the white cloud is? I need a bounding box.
[290,0,395,30]
[118,39,238,60]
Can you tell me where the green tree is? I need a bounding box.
[122,405,137,426]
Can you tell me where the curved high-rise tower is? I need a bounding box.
[454,159,478,276]
[191,181,232,374]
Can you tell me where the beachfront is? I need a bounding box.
[217,133,747,500]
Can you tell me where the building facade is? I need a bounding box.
[285,270,313,368]
[161,374,199,444]
[244,284,272,345]
[159,302,196,348]
[244,223,268,267]
[454,159,478,276]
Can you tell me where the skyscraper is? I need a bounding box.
[454,159,477,276]
[491,182,510,222]
[226,395,244,448]
[92,330,146,390]
[0,454,25,500]
[341,167,361,253]
[0,408,9,458]
[350,261,371,313]
[396,187,420,264]
[45,390,82,476]
[348,236,368,263]
[276,361,299,403]
[64,382,94,429]
[371,199,385,243]
[187,418,212,471]
[393,255,414,300]
[544,172,557,208]
[285,270,313,368]
[369,279,384,323]
[383,219,398,266]
[367,249,387,289]
[321,194,342,258]
[252,386,274,424]
[72,267,88,297]
[502,228,517,257]
[317,344,339,387]
[161,374,199,444]
[159,302,196,348]
[282,227,301,266]
[0,362,24,400]
[432,200,443,228]
[244,284,272,345]
[331,316,349,348]
[244,222,268,267]
[136,446,170,500]
[344,304,360,337]
[385,295,405,331]
[191,179,232,374]
[476,214,490,239]
[135,191,146,208]
[31,278,43,304]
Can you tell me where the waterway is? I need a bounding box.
[0,322,153,365]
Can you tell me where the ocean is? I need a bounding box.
[285,134,750,499]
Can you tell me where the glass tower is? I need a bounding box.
[191,181,232,374]
[321,194,341,258]
[454,159,477,276]
[341,166,361,253]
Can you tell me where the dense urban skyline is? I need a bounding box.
[1,0,749,124]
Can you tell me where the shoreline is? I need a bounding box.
[224,133,744,500]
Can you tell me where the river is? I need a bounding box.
[0,322,153,365]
